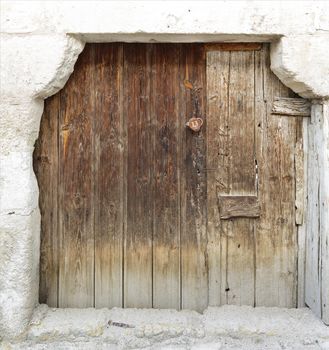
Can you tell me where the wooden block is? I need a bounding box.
[272,97,311,117]
[218,195,260,219]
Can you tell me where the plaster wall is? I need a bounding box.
[0,0,329,339]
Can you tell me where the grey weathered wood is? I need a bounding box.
[297,117,308,308]
[218,196,260,219]
[295,122,304,225]
[320,102,329,324]
[272,97,311,117]
[305,104,322,317]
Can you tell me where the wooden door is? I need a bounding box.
[34,43,302,311]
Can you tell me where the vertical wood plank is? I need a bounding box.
[305,104,322,316]
[94,44,124,308]
[34,94,59,307]
[58,44,95,307]
[297,117,307,307]
[321,102,329,324]
[225,51,256,306]
[180,44,208,312]
[124,44,153,308]
[254,44,298,307]
[206,50,230,306]
[152,44,180,309]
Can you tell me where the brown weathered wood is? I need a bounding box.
[225,50,256,306]
[218,196,260,219]
[206,49,230,306]
[124,44,153,308]
[58,44,95,307]
[180,44,208,311]
[254,44,298,308]
[36,43,302,311]
[272,97,311,117]
[94,43,124,308]
[205,43,262,52]
[152,44,180,309]
[33,93,59,307]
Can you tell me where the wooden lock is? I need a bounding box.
[186,117,203,132]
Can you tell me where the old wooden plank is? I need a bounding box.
[180,44,208,312]
[58,44,95,307]
[305,104,322,317]
[224,50,256,306]
[94,43,124,308]
[295,121,304,226]
[205,43,262,52]
[206,49,230,306]
[34,93,59,307]
[254,44,298,308]
[297,117,308,307]
[124,44,153,308]
[152,44,180,309]
[321,102,329,324]
[272,97,311,117]
[218,196,260,219]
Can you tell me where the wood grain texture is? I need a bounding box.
[180,44,208,312]
[297,117,308,307]
[219,196,260,219]
[205,43,262,52]
[225,50,256,306]
[152,44,180,309]
[58,45,95,307]
[305,104,322,317]
[206,50,230,306]
[320,102,329,324]
[33,93,59,307]
[94,44,124,308]
[254,44,298,308]
[272,97,311,117]
[35,43,304,311]
[295,120,304,226]
[124,44,153,308]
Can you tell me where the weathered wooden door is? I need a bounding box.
[34,43,302,311]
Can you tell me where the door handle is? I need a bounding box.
[186,117,203,132]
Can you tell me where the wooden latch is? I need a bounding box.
[272,97,311,117]
[218,195,260,219]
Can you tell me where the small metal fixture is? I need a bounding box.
[186,117,203,132]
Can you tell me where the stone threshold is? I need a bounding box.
[2,305,329,349]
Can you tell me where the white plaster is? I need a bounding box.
[0,0,329,341]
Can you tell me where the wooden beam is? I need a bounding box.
[272,97,311,117]
[205,43,262,52]
[218,195,260,219]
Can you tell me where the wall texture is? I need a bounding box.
[0,0,329,339]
